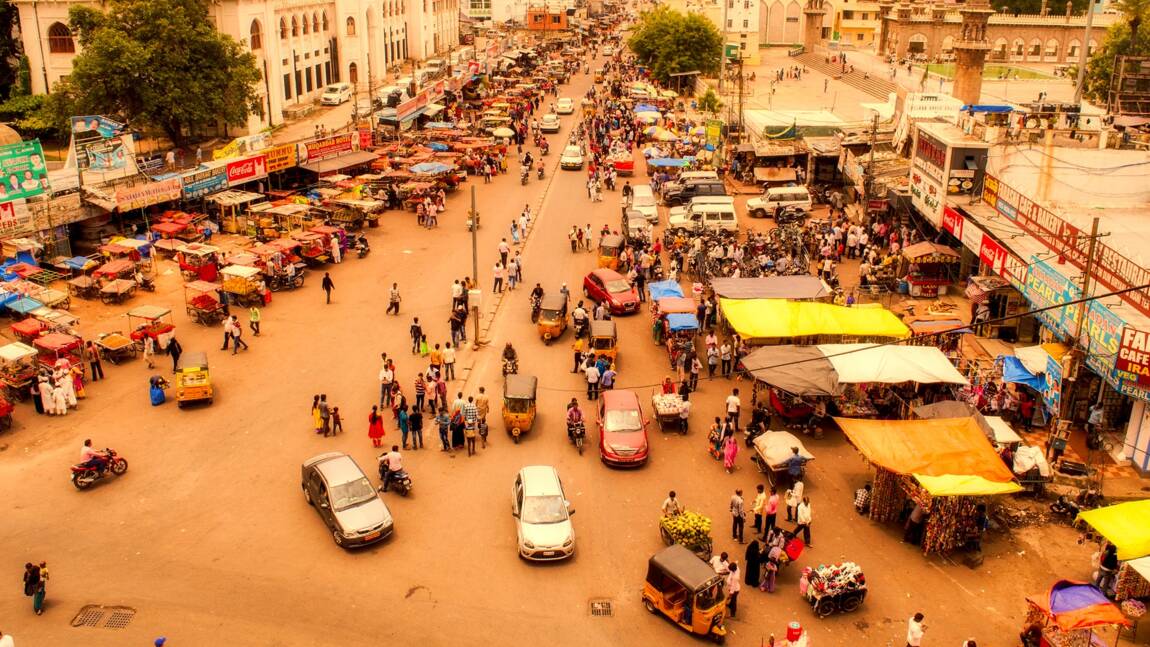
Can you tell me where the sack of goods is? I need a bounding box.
[808,561,866,595]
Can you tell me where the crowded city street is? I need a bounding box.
[0,39,1117,646]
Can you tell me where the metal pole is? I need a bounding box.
[1073,216,1100,344]
[862,111,878,221]
[1072,0,1096,105]
[470,185,480,348]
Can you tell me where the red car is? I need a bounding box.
[583,268,640,315]
[597,389,649,467]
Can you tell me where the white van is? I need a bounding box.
[667,196,739,232]
[424,58,446,75]
[629,184,659,224]
[746,186,813,219]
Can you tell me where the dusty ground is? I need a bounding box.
[0,53,1117,647]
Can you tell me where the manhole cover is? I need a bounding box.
[589,599,613,617]
[71,605,136,629]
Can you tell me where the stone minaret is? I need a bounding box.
[952,0,994,105]
[803,0,827,52]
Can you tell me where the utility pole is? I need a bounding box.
[1073,216,1101,345]
[469,185,481,349]
[736,57,745,142]
[862,111,879,223]
[1072,0,1097,105]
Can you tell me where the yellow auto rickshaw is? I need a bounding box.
[537,293,568,344]
[589,319,618,367]
[175,351,213,408]
[642,544,728,643]
[597,233,625,270]
[502,374,537,443]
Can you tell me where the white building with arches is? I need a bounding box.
[13,0,458,135]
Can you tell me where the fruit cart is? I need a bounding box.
[127,305,176,350]
[751,430,815,488]
[184,281,226,326]
[659,511,713,560]
[651,392,686,434]
[175,243,220,282]
[801,561,867,618]
[0,342,39,401]
[94,332,138,364]
[219,264,265,307]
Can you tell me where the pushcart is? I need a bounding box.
[751,430,815,487]
[801,561,867,618]
[68,275,99,300]
[94,332,138,364]
[184,281,226,325]
[0,342,39,401]
[35,287,71,311]
[9,318,45,344]
[32,332,84,375]
[127,305,176,350]
[659,511,713,560]
[100,278,137,305]
[219,265,265,307]
[651,393,685,434]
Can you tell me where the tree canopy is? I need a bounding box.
[0,0,20,100]
[1081,22,1150,104]
[627,7,722,85]
[56,0,262,145]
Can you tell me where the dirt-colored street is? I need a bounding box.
[0,55,1100,647]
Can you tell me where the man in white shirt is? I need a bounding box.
[661,490,683,516]
[378,445,404,492]
[451,280,464,309]
[709,551,729,575]
[678,398,691,434]
[442,343,457,381]
[379,361,394,407]
[906,612,926,647]
[584,364,600,400]
[80,439,107,474]
[794,496,813,547]
[0,629,15,647]
[725,388,742,431]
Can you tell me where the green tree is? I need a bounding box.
[0,0,21,100]
[1113,0,1150,46]
[628,7,722,85]
[1081,22,1150,103]
[58,0,262,145]
[697,88,723,115]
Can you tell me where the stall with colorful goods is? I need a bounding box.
[1077,500,1150,602]
[836,417,1021,554]
[1023,581,1132,647]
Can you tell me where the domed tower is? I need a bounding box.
[952,0,994,105]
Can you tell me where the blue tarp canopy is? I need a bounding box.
[0,291,19,306]
[634,104,659,113]
[648,279,684,301]
[427,142,450,151]
[1000,355,1045,391]
[409,162,455,174]
[65,256,96,272]
[7,297,43,314]
[962,105,1013,113]
[666,312,699,332]
[648,158,691,168]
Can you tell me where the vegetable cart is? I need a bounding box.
[0,342,39,401]
[184,281,226,326]
[651,393,686,434]
[219,265,265,307]
[801,561,867,618]
[659,511,713,560]
[127,305,176,350]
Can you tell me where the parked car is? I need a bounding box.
[667,196,739,232]
[301,452,394,548]
[560,145,584,170]
[320,83,353,106]
[540,113,562,133]
[512,465,576,561]
[583,268,640,315]
[556,98,575,115]
[598,390,649,467]
[746,186,813,219]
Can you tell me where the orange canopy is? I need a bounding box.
[835,417,1018,493]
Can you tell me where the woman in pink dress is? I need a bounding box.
[368,405,386,448]
[722,433,739,473]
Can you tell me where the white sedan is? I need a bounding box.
[513,466,575,561]
[540,113,562,133]
[560,145,584,170]
[555,98,575,115]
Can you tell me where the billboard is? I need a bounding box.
[70,115,136,184]
[0,139,50,202]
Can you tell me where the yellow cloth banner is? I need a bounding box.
[720,299,910,340]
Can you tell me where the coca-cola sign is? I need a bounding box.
[226,155,268,186]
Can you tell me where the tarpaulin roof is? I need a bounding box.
[710,276,829,300]
[1126,556,1150,583]
[721,299,909,340]
[836,417,1021,496]
[742,345,839,396]
[666,312,699,332]
[915,401,1021,444]
[647,279,684,301]
[1077,500,1150,560]
[1027,581,1131,631]
[820,343,968,386]
[1000,355,1046,391]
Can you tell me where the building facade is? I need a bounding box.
[667,0,762,64]
[14,0,458,134]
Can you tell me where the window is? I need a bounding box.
[857,33,864,41]
[305,67,313,91]
[842,10,854,18]
[280,17,288,39]
[742,19,748,28]
[313,13,319,32]
[292,16,299,36]
[315,64,323,86]
[284,73,293,99]
[349,62,359,84]
[250,20,262,50]
[347,17,356,35]
[47,23,75,54]
[726,19,732,28]
[552,14,561,23]
[322,12,329,30]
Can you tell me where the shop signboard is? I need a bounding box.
[181,165,228,199]
[264,144,298,173]
[0,139,50,202]
[299,133,356,164]
[941,206,964,240]
[1116,327,1150,386]
[115,178,182,211]
[226,154,268,187]
[1024,256,1081,339]
[909,169,943,226]
[1080,303,1123,379]
[1044,352,1062,418]
[0,200,33,237]
[705,120,723,147]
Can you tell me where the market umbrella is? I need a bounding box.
[634,103,659,113]
[409,162,454,175]
[636,111,661,123]
[491,127,515,138]
[427,142,450,151]
[653,129,679,142]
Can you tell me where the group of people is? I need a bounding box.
[30,359,82,417]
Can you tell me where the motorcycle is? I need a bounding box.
[387,469,413,496]
[355,236,371,259]
[530,295,542,323]
[573,317,588,339]
[520,168,530,185]
[540,141,550,156]
[502,357,519,376]
[568,420,586,455]
[1050,495,1081,522]
[537,165,545,180]
[71,448,128,490]
[135,276,156,292]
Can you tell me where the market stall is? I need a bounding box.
[1023,581,1131,647]
[175,244,221,282]
[32,333,83,373]
[836,416,1021,554]
[901,242,959,298]
[0,341,39,401]
[219,265,267,307]
[184,281,226,326]
[721,299,910,345]
[207,190,266,235]
[709,276,831,302]
[1077,500,1150,602]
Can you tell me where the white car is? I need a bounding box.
[555,98,575,115]
[512,466,575,561]
[540,113,562,133]
[560,145,584,170]
[320,83,353,106]
[602,45,616,56]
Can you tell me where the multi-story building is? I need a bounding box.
[667,0,762,65]
[13,0,458,134]
[760,0,881,47]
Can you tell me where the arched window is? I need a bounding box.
[47,22,75,54]
[313,13,320,32]
[280,17,288,39]
[302,14,309,34]
[349,62,359,84]
[347,16,356,36]
[291,16,299,36]
[250,20,262,50]
[322,12,329,31]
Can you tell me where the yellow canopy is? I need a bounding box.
[837,417,1020,496]
[1077,500,1150,560]
[720,299,910,340]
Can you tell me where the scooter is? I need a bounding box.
[1050,495,1081,522]
[355,236,371,259]
[384,469,413,496]
[540,141,550,156]
[135,276,156,292]
[530,295,542,322]
[537,164,545,180]
[568,420,586,455]
[520,168,530,185]
[71,448,129,490]
[573,317,588,339]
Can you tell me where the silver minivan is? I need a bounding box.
[512,465,576,561]
[747,186,813,218]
